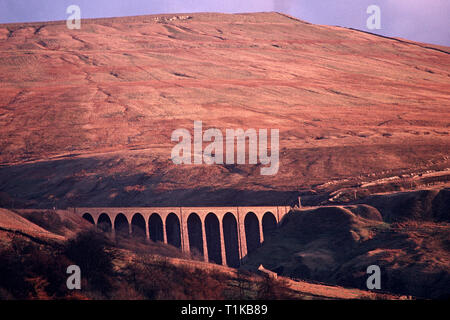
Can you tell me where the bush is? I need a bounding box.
[123,258,228,300]
[0,241,34,299]
[256,276,295,300]
[19,211,66,235]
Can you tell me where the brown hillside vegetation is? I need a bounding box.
[0,11,448,300]
[0,12,449,207]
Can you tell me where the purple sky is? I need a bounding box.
[0,0,449,46]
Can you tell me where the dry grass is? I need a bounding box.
[0,12,448,207]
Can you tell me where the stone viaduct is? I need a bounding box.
[73,206,290,268]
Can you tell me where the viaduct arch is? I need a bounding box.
[76,206,289,267]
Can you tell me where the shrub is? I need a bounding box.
[123,258,228,300]
[64,230,116,297]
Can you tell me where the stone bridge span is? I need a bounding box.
[74,206,290,267]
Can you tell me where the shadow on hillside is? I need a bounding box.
[0,157,300,208]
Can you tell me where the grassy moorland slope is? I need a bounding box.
[0,12,448,207]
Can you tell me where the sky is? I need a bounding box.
[0,0,448,46]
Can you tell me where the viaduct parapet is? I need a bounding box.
[74,206,290,267]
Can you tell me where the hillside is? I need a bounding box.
[0,207,406,300]
[0,12,449,207]
[1,186,447,299]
